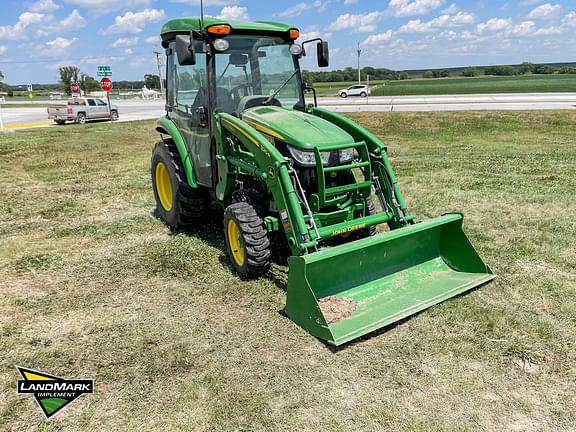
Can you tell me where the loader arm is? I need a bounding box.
[215,112,317,255]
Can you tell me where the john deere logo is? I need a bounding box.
[16,366,94,420]
[267,166,275,178]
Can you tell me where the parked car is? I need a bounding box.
[338,84,371,98]
[47,97,119,125]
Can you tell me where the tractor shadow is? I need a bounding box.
[151,207,290,293]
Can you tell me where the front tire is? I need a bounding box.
[356,197,377,238]
[110,110,118,121]
[224,202,271,278]
[151,139,207,229]
[77,113,86,124]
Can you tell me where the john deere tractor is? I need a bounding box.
[151,17,494,345]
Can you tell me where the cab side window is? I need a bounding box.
[87,99,96,106]
[169,41,207,114]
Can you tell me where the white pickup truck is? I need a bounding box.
[47,97,119,125]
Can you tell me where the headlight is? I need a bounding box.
[287,146,330,167]
[339,148,356,163]
[212,38,229,51]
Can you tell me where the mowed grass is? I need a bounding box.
[1,112,575,431]
[371,74,576,96]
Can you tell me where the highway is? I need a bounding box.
[1,93,575,130]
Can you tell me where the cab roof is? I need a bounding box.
[160,17,297,37]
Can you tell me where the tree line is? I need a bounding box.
[422,62,576,79]
[302,67,408,84]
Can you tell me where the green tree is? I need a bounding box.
[59,66,81,95]
[301,70,314,86]
[534,64,556,74]
[144,74,161,89]
[559,66,576,74]
[0,70,12,97]
[79,73,100,93]
[399,72,409,80]
[519,62,535,74]
[423,70,434,78]
[461,67,479,77]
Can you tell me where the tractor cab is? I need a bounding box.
[161,18,327,187]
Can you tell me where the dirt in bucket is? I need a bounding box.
[318,296,357,324]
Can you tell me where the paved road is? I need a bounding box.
[2,93,575,130]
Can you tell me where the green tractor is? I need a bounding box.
[152,17,495,345]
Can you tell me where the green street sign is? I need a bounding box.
[98,66,111,71]
[97,72,113,77]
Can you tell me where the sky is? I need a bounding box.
[0,0,575,85]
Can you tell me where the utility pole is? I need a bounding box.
[154,45,165,97]
[357,42,361,84]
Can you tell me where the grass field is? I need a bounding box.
[370,74,576,96]
[1,112,575,431]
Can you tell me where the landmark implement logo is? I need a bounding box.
[16,366,94,420]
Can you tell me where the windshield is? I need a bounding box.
[214,36,304,112]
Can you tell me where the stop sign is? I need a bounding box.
[100,77,113,92]
[70,83,79,93]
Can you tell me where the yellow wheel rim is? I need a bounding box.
[227,219,245,266]
[155,162,173,211]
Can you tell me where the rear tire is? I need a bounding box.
[360,92,367,97]
[77,113,86,125]
[224,202,271,278]
[151,139,208,229]
[55,120,65,125]
[340,92,348,98]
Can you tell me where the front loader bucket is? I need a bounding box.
[285,213,495,345]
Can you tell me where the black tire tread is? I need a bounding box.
[152,139,207,228]
[224,202,271,278]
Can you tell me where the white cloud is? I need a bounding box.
[0,9,86,40]
[528,3,562,19]
[144,35,159,44]
[562,11,576,27]
[112,37,139,48]
[328,11,386,32]
[36,9,86,37]
[397,12,474,33]
[441,3,458,14]
[388,0,445,17]
[519,0,542,5]
[362,30,393,45]
[124,48,133,54]
[0,45,7,55]
[509,20,535,35]
[275,1,330,17]
[533,25,562,35]
[62,0,152,10]
[168,0,235,4]
[28,0,61,12]
[297,26,332,42]
[101,9,165,35]
[216,6,249,21]
[344,0,358,4]
[476,17,512,33]
[39,36,78,57]
[0,12,45,40]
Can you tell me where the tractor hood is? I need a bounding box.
[241,106,354,150]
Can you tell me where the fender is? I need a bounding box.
[155,116,197,188]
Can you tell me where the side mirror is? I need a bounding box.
[176,32,196,66]
[317,41,329,68]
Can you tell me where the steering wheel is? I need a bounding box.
[230,83,253,103]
